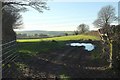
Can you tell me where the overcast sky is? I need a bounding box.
[15,1,118,31]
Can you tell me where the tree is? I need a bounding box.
[93,5,117,28]
[2,0,49,13]
[74,30,79,35]
[2,4,23,42]
[93,5,118,68]
[64,33,68,36]
[2,0,49,29]
[77,23,89,34]
[2,0,49,42]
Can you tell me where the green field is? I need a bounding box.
[17,34,101,58]
[17,34,100,42]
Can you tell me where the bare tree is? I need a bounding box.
[77,23,89,34]
[93,5,118,68]
[93,5,117,28]
[2,0,49,13]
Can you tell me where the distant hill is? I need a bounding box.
[15,30,74,37]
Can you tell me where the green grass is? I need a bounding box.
[60,74,71,80]
[17,34,100,42]
[17,41,66,57]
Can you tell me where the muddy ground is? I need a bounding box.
[2,41,120,79]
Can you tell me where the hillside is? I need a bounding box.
[15,30,74,36]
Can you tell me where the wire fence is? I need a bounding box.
[1,40,18,77]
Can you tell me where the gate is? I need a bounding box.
[1,40,18,78]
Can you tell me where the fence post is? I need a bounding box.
[0,1,2,79]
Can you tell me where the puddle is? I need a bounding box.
[67,43,95,51]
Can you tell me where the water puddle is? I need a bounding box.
[66,43,95,51]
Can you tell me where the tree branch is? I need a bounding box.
[3,2,29,6]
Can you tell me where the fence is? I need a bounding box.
[0,40,18,78]
[0,1,2,79]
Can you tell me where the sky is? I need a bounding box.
[15,1,118,31]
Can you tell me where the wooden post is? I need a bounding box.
[0,1,2,79]
[108,40,113,68]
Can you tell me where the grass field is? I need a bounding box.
[17,34,100,42]
[17,34,101,58]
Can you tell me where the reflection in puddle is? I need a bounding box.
[67,43,95,51]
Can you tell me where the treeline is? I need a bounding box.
[16,31,93,39]
[17,33,49,39]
